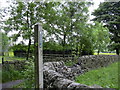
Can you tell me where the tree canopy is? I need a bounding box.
[92,2,120,55]
[0,1,112,58]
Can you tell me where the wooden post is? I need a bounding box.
[34,23,43,88]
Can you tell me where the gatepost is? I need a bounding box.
[34,23,43,88]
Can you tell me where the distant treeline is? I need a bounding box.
[10,43,94,58]
[13,49,93,57]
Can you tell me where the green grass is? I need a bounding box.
[8,52,14,57]
[75,61,119,88]
[94,53,116,55]
[4,57,25,61]
[0,56,25,63]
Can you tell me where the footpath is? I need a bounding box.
[0,80,24,89]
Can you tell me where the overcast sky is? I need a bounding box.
[0,0,104,45]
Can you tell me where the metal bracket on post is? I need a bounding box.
[34,23,43,89]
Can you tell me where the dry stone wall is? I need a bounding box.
[2,61,26,70]
[1,55,119,89]
[43,61,92,89]
[78,55,119,72]
[43,55,119,89]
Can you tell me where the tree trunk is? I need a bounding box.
[116,48,119,55]
[76,43,79,56]
[26,7,31,60]
[26,38,31,60]
[2,33,4,64]
[115,41,119,55]
[97,50,100,55]
[63,34,66,60]
[79,43,83,57]
[2,52,4,64]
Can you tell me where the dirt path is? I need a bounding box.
[0,80,24,88]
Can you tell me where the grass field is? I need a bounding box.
[0,56,25,63]
[94,52,116,55]
[75,61,119,88]
[0,51,26,63]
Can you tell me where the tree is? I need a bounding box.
[92,22,110,54]
[2,1,94,60]
[0,32,9,63]
[43,1,92,57]
[2,1,59,60]
[3,2,40,59]
[92,2,120,55]
[66,2,92,56]
[9,2,37,60]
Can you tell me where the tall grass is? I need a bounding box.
[75,61,119,88]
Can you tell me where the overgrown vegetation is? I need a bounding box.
[12,59,35,88]
[1,57,35,88]
[75,61,119,88]
[2,67,23,83]
[65,60,77,67]
[65,56,79,66]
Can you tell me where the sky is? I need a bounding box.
[0,0,104,45]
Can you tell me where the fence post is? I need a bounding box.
[34,23,43,88]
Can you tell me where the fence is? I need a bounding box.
[43,54,74,62]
